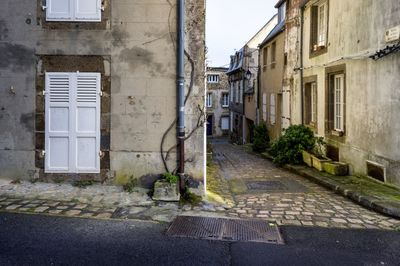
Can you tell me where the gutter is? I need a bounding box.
[177,0,185,192]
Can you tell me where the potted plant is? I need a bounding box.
[310,137,331,171]
[152,173,180,202]
[323,161,349,176]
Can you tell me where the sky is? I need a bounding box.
[206,0,277,67]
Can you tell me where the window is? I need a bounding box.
[262,93,267,122]
[230,83,234,103]
[270,94,276,125]
[235,82,239,104]
[304,82,317,125]
[333,74,344,132]
[230,112,233,131]
[45,72,101,173]
[278,1,286,23]
[221,117,229,130]
[310,1,328,53]
[222,93,229,107]
[262,47,269,71]
[206,93,212,107]
[239,81,243,104]
[207,74,219,83]
[45,0,102,22]
[271,42,276,69]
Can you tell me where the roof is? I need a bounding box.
[259,19,285,48]
[206,67,229,73]
[274,0,286,8]
[226,47,245,74]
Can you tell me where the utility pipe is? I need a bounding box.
[177,0,186,192]
[300,4,305,124]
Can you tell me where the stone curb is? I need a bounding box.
[284,165,400,219]
[255,152,400,219]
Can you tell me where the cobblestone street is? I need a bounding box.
[209,139,400,230]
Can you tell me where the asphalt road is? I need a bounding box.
[0,212,399,265]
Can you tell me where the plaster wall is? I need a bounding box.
[302,0,400,185]
[0,0,205,183]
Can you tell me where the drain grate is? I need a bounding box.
[246,179,309,193]
[166,216,284,244]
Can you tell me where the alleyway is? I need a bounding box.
[208,139,400,230]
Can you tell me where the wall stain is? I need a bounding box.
[20,112,35,131]
[0,43,35,71]
[112,27,129,47]
[119,46,164,76]
[0,20,8,40]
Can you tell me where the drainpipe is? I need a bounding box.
[300,5,305,124]
[177,0,185,192]
[257,48,261,125]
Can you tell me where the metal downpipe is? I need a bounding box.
[177,0,186,192]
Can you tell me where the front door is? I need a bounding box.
[207,115,213,136]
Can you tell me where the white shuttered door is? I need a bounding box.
[75,0,102,21]
[45,72,101,173]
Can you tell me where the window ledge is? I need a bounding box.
[331,130,344,137]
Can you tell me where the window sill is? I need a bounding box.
[309,45,328,58]
[331,130,344,137]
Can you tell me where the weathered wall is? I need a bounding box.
[302,0,400,185]
[206,68,229,137]
[0,0,205,185]
[259,32,285,140]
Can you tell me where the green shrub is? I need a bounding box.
[252,124,270,153]
[269,125,316,165]
[123,176,138,193]
[163,172,178,184]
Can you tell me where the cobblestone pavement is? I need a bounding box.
[210,140,400,230]
[0,180,228,223]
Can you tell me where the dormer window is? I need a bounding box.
[207,74,219,83]
[278,1,286,23]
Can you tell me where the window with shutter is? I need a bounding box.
[270,94,276,125]
[46,0,101,22]
[221,117,229,130]
[262,93,267,122]
[45,72,101,173]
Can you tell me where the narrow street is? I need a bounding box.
[208,139,400,230]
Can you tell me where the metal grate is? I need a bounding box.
[166,216,284,244]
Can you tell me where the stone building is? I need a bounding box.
[206,67,229,137]
[292,0,400,186]
[0,0,205,189]
[258,2,287,140]
[227,16,277,144]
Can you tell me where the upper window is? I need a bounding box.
[262,46,269,72]
[310,1,328,54]
[206,93,213,108]
[271,42,277,69]
[222,93,229,107]
[45,0,102,22]
[207,74,219,83]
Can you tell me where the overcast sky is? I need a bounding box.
[206,0,277,67]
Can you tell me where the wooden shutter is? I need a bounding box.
[270,94,276,125]
[45,73,72,172]
[45,72,100,173]
[46,0,73,21]
[75,0,102,21]
[310,5,319,49]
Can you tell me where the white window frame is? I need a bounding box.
[206,92,213,108]
[317,1,328,47]
[262,93,267,122]
[207,74,219,84]
[45,0,102,22]
[311,82,317,123]
[222,93,229,107]
[270,93,276,125]
[333,74,344,132]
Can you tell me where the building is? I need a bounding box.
[0,0,205,189]
[206,67,230,137]
[294,0,400,186]
[227,16,278,144]
[258,2,287,140]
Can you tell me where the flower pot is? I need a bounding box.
[323,161,349,176]
[302,150,313,167]
[311,155,331,171]
[152,180,180,202]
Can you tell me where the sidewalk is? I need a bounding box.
[0,179,228,223]
[256,151,400,219]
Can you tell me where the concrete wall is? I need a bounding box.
[206,68,229,137]
[259,32,285,140]
[0,0,205,185]
[301,0,400,186]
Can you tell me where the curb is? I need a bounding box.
[284,164,400,219]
